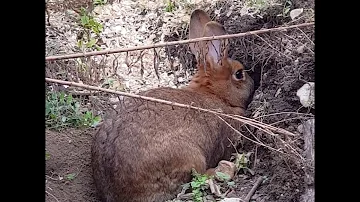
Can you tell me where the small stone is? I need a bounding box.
[296,82,315,108]
[177,77,185,83]
[294,58,299,65]
[93,6,103,14]
[296,44,306,54]
[109,97,119,103]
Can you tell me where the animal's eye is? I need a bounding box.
[234,69,244,80]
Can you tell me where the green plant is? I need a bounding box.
[45,91,101,130]
[215,171,237,191]
[45,152,50,160]
[280,0,292,17]
[66,173,76,180]
[190,169,210,202]
[232,152,254,175]
[226,180,235,188]
[165,0,175,12]
[216,171,231,181]
[80,8,103,35]
[77,7,103,51]
[93,0,106,6]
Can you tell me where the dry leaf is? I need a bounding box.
[290,8,303,20]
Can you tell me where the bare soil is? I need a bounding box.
[46,129,98,202]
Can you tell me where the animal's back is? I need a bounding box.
[91,87,239,202]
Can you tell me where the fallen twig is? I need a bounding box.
[208,179,222,196]
[218,116,285,155]
[45,175,59,181]
[45,22,314,61]
[254,34,293,60]
[244,176,264,202]
[253,111,314,119]
[62,88,102,96]
[296,27,315,46]
[46,190,60,202]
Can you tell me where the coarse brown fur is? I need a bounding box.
[91,9,255,202]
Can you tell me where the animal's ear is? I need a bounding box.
[202,21,229,64]
[189,9,211,59]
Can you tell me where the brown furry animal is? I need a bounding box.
[91,9,254,202]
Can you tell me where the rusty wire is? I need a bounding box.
[45,22,314,61]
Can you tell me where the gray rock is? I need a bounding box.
[296,82,315,108]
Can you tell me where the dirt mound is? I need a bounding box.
[45,129,99,202]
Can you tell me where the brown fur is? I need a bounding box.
[91,9,254,202]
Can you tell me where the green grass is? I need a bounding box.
[45,91,101,130]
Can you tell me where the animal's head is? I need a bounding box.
[187,9,254,109]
